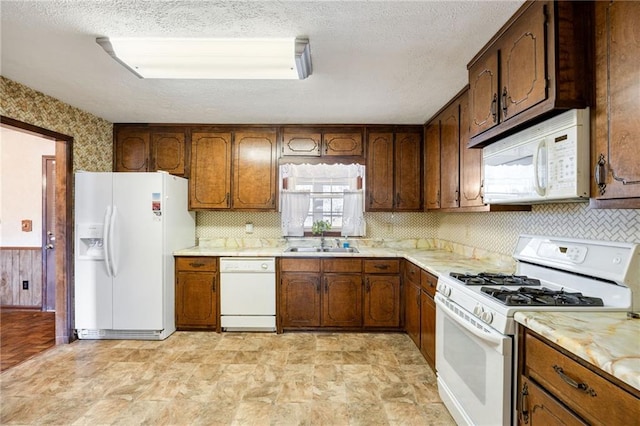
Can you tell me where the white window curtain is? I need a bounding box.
[341,190,365,236]
[280,191,311,236]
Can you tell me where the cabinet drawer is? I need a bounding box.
[420,270,437,297]
[322,258,362,273]
[175,257,217,272]
[404,261,421,286]
[280,258,321,272]
[363,259,399,274]
[524,331,639,425]
[519,376,586,425]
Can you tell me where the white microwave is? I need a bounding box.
[482,108,590,204]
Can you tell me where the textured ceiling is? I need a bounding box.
[0,0,524,125]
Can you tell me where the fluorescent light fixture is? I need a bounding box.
[96,37,312,80]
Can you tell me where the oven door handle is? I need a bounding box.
[435,295,508,352]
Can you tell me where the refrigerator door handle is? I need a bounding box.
[109,205,119,277]
[103,206,113,277]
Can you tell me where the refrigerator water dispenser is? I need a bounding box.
[77,223,105,259]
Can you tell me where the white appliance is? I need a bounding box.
[482,108,590,204]
[74,172,195,340]
[219,257,276,332]
[435,235,638,426]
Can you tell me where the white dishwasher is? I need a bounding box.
[219,257,276,331]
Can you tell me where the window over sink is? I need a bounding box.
[280,163,365,237]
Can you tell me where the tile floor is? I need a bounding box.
[0,332,455,425]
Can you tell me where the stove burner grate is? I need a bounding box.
[480,286,605,307]
[450,272,541,287]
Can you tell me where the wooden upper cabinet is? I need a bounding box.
[114,126,186,175]
[280,127,364,159]
[114,128,150,172]
[395,132,422,211]
[189,131,232,209]
[424,122,441,210]
[591,1,640,206]
[282,130,321,156]
[469,49,499,138]
[467,0,592,147]
[323,131,363,157]
[233,129,277,210]
[439,101,460,209]
[366,128,423,211]
[151,131,185,175]
[498,0,547,122]
[458,90,484,207]
[366,132,395,210]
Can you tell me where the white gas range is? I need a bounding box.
[434,235,639,426]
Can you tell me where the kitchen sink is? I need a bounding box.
[322,247,359,253]
[285,247,359,253]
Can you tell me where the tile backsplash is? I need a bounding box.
[197,203,639,255]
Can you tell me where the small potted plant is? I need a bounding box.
[311,219,331,236]
[312,220,331,247]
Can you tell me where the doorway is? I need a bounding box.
[0,116,73,345]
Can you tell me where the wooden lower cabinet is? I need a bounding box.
[363,274,400,327]
[518,326,640,425]
[420,291,436,370]
[175,257,218,330]
[404,280,421,347]
[280,272,321,327]
[279,257,402,330]
[323,274,362,327]
[420,270,437,369]
[518,376,586,426]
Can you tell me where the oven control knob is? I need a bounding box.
[473,305,483,317]
[438,284,451,297]
[481,311,493,324]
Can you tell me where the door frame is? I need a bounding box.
[1,116,74,344]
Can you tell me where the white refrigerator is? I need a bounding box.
[74,172,195,340]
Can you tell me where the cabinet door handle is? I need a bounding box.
[189,262,205,268]
[519,382,530,424]
[365,277,370,292]
[225,192,230,207]
[396,192,401,207]
[501,87,508,118]
[552,365,597,397]
[212,280,216,292]
[491,93,498,123]
[374,264,390,270]
[324,277,328,293]
[594,153,607,196]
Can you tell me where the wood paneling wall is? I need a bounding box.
[0,248,42,307]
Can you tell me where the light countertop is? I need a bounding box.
[515,311,640,391]
[173,240,515,279]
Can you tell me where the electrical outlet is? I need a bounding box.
[22,280,29,290]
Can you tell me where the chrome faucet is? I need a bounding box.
[335,238,341,248]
